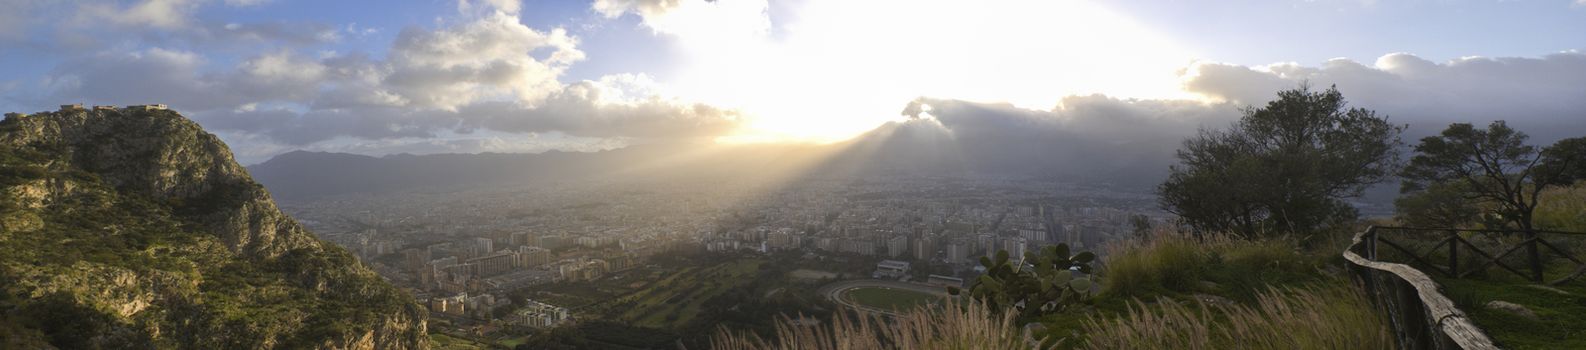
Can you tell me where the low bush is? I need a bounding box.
[1100,231,1320,300]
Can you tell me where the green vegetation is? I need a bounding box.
[1389,121,1586,347]
[1400,120,1586,233]
[948,244,1095,324]
[1536,182,1586,232]
[618,258,765,328]
[0,111,424,348]
[1158,85,1404,238]
[711,300,1030,350]
[1081,282,1392,349]
[845,287,941,311]
[1100,232,1319,301]
[1029,230,1376,348]
[519,252,835,349]
[1438,278,1586,349]
[430,332,491,350]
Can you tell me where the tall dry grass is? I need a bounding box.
[708,300,1036,350]
[1101,230,1315,299]
[1537,182,1586,232]
[1080,282,1393,350]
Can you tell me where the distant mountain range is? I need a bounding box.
[249,118,1183,200]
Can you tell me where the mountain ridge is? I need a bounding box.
[0,108,427,349]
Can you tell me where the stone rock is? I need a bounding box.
[1485,300,1540,321]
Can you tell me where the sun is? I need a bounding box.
[648,0,1201,144]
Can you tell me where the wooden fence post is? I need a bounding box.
[1448,230,1459,277]
[1367,228,1378,260]
[1527,230,1542,283]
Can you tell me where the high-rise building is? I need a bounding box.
[887,235,908,257]
[911,236,934,262]
[472,238,494,257]
[402,247,431,273]
[945,240,971,264]
[468,251,516,277]
[509,231,532,247]
[516,246,552,268]
[1001,236,1028,259]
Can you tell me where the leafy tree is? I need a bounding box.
[948,244,1095,324]
[1399,122,1583,281]
[1539,136,1586,185]
[1399,122,1582,232]
[1392,181,1485,229]
[1158,85,1404,238]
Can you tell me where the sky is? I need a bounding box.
[1,0,1584,164]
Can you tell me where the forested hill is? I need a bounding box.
[0,108,427,349]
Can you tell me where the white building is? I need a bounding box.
[512,299,570,328]
[873,260,911,279]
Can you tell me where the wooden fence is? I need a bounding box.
[1344,226,1499,349]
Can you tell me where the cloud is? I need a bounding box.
[75,0,204,30]
[1180,51,1586,140]
[592,0,682,19]
[35,4,745,149]
[459,0,521,14]
[591,0,767,42]
[383,11,582,110]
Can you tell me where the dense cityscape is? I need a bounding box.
[284,176,1163,343]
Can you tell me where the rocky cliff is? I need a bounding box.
[0,108,427,349]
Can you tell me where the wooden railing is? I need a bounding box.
[1361,226,1586,285]
[1344,226,1498,350]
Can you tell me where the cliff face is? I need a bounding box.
[0,108,427,349]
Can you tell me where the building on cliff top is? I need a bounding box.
[127,104,168,111]
[93,105,117,111]
[59,104,84,112]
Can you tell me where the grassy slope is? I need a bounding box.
[1032,232,1391,349]
[1438,270,1586,349]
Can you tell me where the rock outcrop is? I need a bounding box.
[0,108,428,349]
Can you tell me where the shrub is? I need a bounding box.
[1081,282,1393,350]
[1535,182,1586,232]
[1100,233,1207,297]
[1100,231,1319,300]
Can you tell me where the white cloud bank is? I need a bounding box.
[38,4,745,150]
[14,0,1586,161]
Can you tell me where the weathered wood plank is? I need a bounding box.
[1345,229,1500,350]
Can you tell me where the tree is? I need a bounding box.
[1400,122,1584,281]
[1539,137,1586,186]
[947,244,1095,324]
[1158,85,1404,238]
[1399,122,1581,232]
[1392,181,1484,229]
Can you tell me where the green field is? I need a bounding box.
[617,258,766,328]
[429,333,490,350]
[845,287,942,311]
